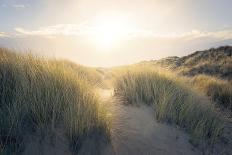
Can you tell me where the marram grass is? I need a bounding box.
[114,66,224,146]
[0,49,109,154]
[191,75,232,110]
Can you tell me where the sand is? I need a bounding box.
[100,89,200,155]
[22,89,201,155]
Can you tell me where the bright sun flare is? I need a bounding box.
[93,17,132,48]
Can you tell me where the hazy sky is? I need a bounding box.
[0,0,232,67]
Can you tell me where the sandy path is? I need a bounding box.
[22,89,201,155]
[100,89,200,155]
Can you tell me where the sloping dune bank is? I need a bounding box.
[99,89,200,155]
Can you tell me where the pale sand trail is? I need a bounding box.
[99,89,200,155]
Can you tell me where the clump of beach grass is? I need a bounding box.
[114,66,224,147]
[191,75,232,110]
[0,48,109,154]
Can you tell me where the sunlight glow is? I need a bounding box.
[92,16,132,48]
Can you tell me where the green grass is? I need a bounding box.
[191,75,232,110]
[0,48,109,154]
[114,66,224,146]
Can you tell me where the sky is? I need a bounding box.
[0,0,232,67]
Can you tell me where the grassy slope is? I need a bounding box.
[114,66,224,146]
[1,46,230,153]
[142,46,232,80]
[191,75,232,110]
[177,46,232,79]
[59,60,104,86]
[139,46,232,111]
[0,48,109,154]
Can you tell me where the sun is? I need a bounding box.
[92,16,132,48]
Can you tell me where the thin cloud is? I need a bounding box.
[15,24,89,37]
[12,4,30,8]
[14,24,232,41]
[180,29,232,40]
[0,32,9,37]
[130,29,232,40]
[13,4,25,8]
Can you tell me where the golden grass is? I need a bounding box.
[0,48,109,154]
[114,66,224,146]
[191,75,232,110]
[59,60,104,87]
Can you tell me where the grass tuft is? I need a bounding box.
[114,66,224,146]
[0,48,109,154]
[191,75,232,110]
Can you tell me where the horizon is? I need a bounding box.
[0,0,232,67]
